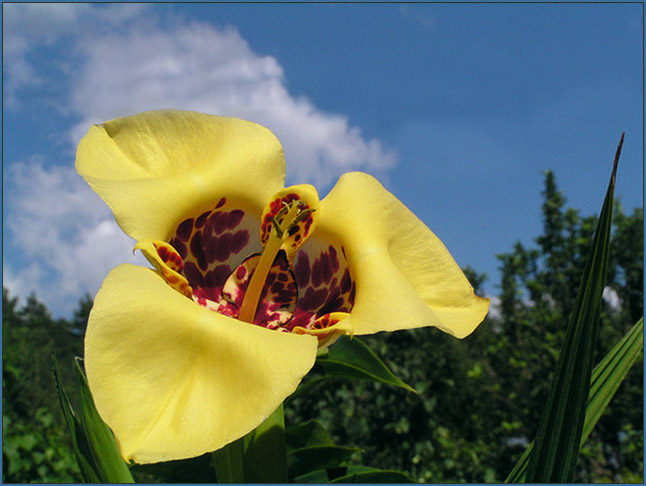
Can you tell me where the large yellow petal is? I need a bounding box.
[318,172,489,338]
[76,110,286,241]
[84,264,318,464]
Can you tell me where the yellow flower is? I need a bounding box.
[76,110,489,464]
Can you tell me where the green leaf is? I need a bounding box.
[211,436,244,483]
[506,316,644,482]
[74,358,135,483]
[315,336,417,393]
[53,356,134,483]
[288,445,360,479]
[242,403,288,483]
[523,133,625,483]
[327,465,415,483]
[130,453,217,483]
[213,403,288,483]
[52,354,100,483]
[584,317,643,440]
[286,419,335,450]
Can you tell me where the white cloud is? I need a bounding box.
[2,3,151,106]
[3,159,140,315]
[67,18,396,187]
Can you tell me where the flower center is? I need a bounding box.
[239,195,315,323]
[138,186,355,344]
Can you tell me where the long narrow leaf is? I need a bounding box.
[52,355,101,483]
[53,356,134,483]
[74,358,135,483]
[506,316,644,482]
[524,134,624,482]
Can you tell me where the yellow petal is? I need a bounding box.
[76,110,286,241]
[318,172,489,339]
[85,264,318,464]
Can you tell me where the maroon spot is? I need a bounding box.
[189,231,202,258]
[265,271,276,286]
[209,211,227,235]
[195,211,210,229]
[236,265,247,280]
[157,246,170,262]
[173,240,188,259]
[190,231,208,270]
[299,287,328,311]
[177,218,194,241]
[206,265,231,289]
[278,290,295,303]
[226,210,244,229]
[317,293,344,318]
[173,240,188,260]
[215,232,233,262]
[183,261,204,287]
[341,268,352,293]
[271,281,284,293]
[311,257,323,287]
[230,230,250,254]
[216,197,226,208]
[204,235,219,263]
[288,308,314,329]
[312,252,333,287]
[329,246,339,273]
[294,251,310,287]
[348,283,356,306]
[277,272,288,282]
[193,286,218,302]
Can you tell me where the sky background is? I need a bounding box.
[2,3,643,318]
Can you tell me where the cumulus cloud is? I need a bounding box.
[68,20,396,186]
[3,4,397,315]
[2,3,147,105]
[4,159,140,315]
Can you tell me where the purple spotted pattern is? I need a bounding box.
[285,243,356,332]
[166,197,356,336]
[220,251,298,329]
[168,197,257,306]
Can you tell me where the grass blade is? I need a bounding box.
[506,316,644,482]
[74,358,135,483]
[523,134,624,482]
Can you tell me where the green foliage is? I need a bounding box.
[2,166,642,483]
[54,357,134,482]
[2,407,80,483]
[525,144,619,482]
[287,169,643,483]
[2,289,86,483]
[507,317,644,482]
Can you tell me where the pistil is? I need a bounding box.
[238,202,306,323]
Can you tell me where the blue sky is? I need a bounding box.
[2,3,643,317]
